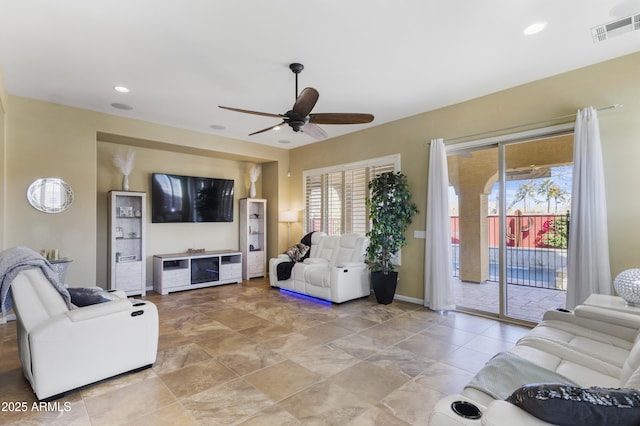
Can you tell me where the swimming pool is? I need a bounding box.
[453,262,558,288]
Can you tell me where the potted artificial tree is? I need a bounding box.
[366,171,418,304]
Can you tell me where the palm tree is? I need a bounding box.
[508,180,537,212]
[536,179,554,213]
[551,186,570,212]
[536,178,571,213]
[537,179,564,212]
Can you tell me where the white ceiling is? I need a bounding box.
[1,1,639,149]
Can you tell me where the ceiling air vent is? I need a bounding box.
[591,13,640,42]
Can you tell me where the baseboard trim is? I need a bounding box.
[393,294,423,305]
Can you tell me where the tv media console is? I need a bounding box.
[153,250,242,295]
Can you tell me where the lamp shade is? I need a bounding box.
[279,210,298,223]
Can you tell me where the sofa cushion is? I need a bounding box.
[307,232,327,258]
[333,233,366,266]
[621,335,640,386]
[316,235,340,261]
[523,320,634,368]
[305,267,331,288]
[506,383,640,426]
[510,344,621,388]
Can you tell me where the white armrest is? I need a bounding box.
[542,305,640,341]
[277,254,290,259]
[336,262,367,268]
[303,258,329,265]
[574,305,640,329]
[429,395,550,426]
[106,289,128,299]
[65,299,133,322]
[483,400,551,425]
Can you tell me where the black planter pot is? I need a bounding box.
[371,270,398,304]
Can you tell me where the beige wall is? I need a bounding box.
[6,98,99,286]
[4,96,289,287]
[96,141,265,287]
[3,52,639,301]
[289,52,640,301]
[0,67,7,248]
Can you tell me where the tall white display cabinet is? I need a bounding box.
[108,191,146,296]
[240,198,267,279]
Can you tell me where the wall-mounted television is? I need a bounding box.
[151,173,234,223]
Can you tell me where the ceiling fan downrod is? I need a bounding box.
[289,63,304,99]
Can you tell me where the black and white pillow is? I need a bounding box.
[68,287,119,307]
[506,383,640,426]
[285,243,310,262]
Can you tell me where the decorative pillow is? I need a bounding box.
[68,287,118,307]
[285,243,310,262]
[506,383,640,426]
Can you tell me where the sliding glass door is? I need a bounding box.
[449,143,500,315]
[449,134,571,323]
[502,137,571,321]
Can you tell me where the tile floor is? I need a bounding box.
[0,278,531,425]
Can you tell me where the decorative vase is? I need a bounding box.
[249,181,256,198]
[371,270,398,304]
[614,269,640,306]
[122,175,130,191]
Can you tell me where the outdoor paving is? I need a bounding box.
[453,278,566,323]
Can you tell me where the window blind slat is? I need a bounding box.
[303,157,397,235]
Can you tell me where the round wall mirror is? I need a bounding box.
[27,178,74,213]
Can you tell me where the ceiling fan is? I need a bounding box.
[219,63,374,140]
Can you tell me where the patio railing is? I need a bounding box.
[451,213,569,290]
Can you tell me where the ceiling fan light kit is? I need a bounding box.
[219,63,374,140]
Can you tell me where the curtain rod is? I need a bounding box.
[444,104,623,144]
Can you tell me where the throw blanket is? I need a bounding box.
[465,351,579,400]
[0,246,72,316]
[277,232,314,281]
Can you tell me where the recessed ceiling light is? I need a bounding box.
[209,124,226,130]
[278,140,291,144]
[114,86,130,93]
[111,103,133,110]
[523,22,547,35]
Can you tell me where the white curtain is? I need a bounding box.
[424,138,455,311]
[566,107,612,309]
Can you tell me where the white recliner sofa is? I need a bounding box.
[269,232,370,303]
[429,301,640,425]
[11,268,159,400]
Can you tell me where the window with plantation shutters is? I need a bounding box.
[344,168,367,234]
[305,174,322,232]
[303,155,400,235]
[370,163,396,179]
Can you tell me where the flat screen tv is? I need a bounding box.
[151,173,234,223]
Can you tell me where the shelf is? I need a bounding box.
[240,198,267,280]
[163,266,189,271]
[153,250,242,295]
[109,190,146,297]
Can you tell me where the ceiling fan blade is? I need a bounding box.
[249,122,286,136]
[309,113,374,125]
[292,87,319,117]
[301,122,328,140]
[219,105,285,119]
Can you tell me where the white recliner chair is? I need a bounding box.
[11,268,159,400]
